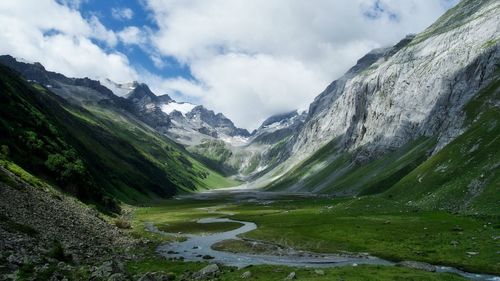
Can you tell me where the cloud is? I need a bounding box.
[144,0,456,129]
[111,7,134,21]
[118,26,146,45]
[0,0,457,130]
[0,0,136,82]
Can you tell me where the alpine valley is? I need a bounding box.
[0,0,499,280]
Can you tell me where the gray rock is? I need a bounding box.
[241,271,252,279]
[137,272,173,281]
[268,0,500,193]
[285,271,296,280]
[193,264,220,279]
[397,261,436,272]
[108,273,127,281]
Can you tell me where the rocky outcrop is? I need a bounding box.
[185,105,250,138]
[271,0,500,188]
[251,110,306,145]
[0,166,135,278]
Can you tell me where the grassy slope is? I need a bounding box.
[81,106,239,193]
[267,74,499,215]
[0,65,237,210]
[384,74,500,216]
[267,137,434,196]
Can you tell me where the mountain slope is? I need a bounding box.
[264,0,499,214]
[0,64,237,212]
[384,73,500,215]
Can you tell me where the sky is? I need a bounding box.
[0,0,458,130]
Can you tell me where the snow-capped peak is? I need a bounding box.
[160,101,196,115]
[100,78,137,97]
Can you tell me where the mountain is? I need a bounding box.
[187,110,306,179]
[0,54,303,181]
[0,62,238,213]
[0,55,252,148]
[263,0,499,215]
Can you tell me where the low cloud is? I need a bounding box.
[144,0,457,129]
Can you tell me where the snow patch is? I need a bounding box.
[100,78,136,97]
[220,135,249,146]
[161,102,196,115]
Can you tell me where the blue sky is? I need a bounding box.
[77,0,191,79]
[0,0,458,129]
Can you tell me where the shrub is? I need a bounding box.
[115,219,132,229]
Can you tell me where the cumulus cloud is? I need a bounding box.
[111,7,134,21]
[0,0,136,82]
[0,0,457,130]
[118,26,146,45]
[144,0,457,129]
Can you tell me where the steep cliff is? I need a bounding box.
[265,0,499,208]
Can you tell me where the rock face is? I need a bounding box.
[126,83,173,133]
[265,0,500,191]
[0,166,134,274]
[251,110,307,145]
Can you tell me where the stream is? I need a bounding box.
[148,217,500,281]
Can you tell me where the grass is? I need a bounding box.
[230,198,500,275]
[267,137,434,196]
[127,196,499,278]
[0,64,239,212]
[384,74,500,216]
[215,265,467,281]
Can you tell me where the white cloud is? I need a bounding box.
[144,0,456,130]
[111,7,133,21]
[0,0,458,130]
[117,26,146,45]
[0,0,136,82]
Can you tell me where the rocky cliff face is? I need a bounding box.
[260,0,500,194]
[288,0,499,167]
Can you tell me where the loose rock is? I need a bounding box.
[397,261,436,272]
[241,271,252,279]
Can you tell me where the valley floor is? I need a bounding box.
[124,190,500,280]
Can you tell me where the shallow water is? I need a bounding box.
[152,217,499,281]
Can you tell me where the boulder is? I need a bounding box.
[285,271,296,280]
[241,271,252,279]
[192,264,220,279]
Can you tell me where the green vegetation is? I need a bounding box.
[0,65,237,212]
[267,137,434,196]
[384,75,500,215]
[268,75,500,217]
[125,197,485,280]
[410,0,496,46]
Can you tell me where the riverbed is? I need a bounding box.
[149,217,500,281]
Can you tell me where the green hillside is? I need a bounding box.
[0,65,237,212]
[384,74,500,215]
[267,75,499,215]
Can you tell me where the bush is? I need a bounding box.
[0,145,9,158]
[47,241,72,262]
[115,219,132,229]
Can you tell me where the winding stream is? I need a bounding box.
[149,218,499,281]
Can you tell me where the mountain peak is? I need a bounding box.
[126,83,157,102]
